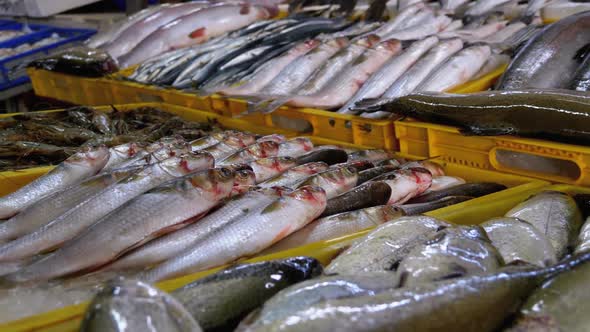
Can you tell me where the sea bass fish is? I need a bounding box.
[105,187,291,272]
[80,278,202,332]
[0,166,143,243]
[5,168,237,283]
[246,253,590,332]
[482,217,557,267]
[260,162,329,188]
[172,257,322,331]
[325,216,450,275]
[263,205,404,254]
[496,11,590,90]
[119,4,276,68]
[0,146,109,219]
[0,153,214,263]
[141,186,327,282]
[505,191,583,258]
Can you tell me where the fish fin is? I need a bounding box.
[188,27,206,39]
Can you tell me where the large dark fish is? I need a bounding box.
[355,90,590,145]
[496,11,590,89]
[241,252,590,332]
[408,182,507,204]
[172,257,321,331]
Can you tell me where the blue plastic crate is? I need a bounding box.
[0,21,52,48]
[0,26,95,90]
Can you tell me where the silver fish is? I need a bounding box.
[465,0,513,18]
[337,36,439,114]
[295,166,358,199]
[101,143,146,171]
[0,152,214,263]
[263,205,404,254]
[0,146,109,219]
[325,216,450,275]
[141,186,327,282]
[374,167,433,205]
[105,187,291,272]
[371,3,426,37]
[384,15,452,41]
[246,157,297,183]
[5,168,236,283]
[260,162,329,188]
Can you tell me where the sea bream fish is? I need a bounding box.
[172,257,322,331]
[259,162,329,188]
[337,36,439,114]
[0,166,143,243]
[103,2,210,60]
[119,4,277,68]
[0,152,214,263]
[105,187,292,272]
[140,186,327,282]
[263,205,404,254]
[287,39,402,109]
[80,278,202,332]
[0,146,109,219]
[5,168,238,283]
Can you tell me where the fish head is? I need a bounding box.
[67,145,110,169]
[233,168,257,192]
[405,167,434,193]
[159,151,213,176]
[377,158,403,167]
[261,186,294,197]
[356,34,381,48]
[311,166,358,193]
[293,162,329,175]
[405,161,445,177]
[234,131,257,146]
[248,141,280,158]
[111,142,146,158]
[225,134,253,149]
[255,157,297,172]
[189,167,235,197]
[380,205,405,222]
[332,37,350,49]
[376,39,402,54]
[291,185,327,208]
[257,134,286,144]
[284,137,314,151]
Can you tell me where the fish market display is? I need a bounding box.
[80,278,202,332]
[353,90,590,145]
[0,106,216,171]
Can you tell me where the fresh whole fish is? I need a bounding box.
[372,167,433,205]
[325,216,450,275]
[496,11,590,90]
[384,15,452,40]
[295,35,381,96]
[321,181,392,217]
[354,90,590,145]
[416,44,492,92]
[0,166,143,243]
[571,50,590,92]
[103,2,209,59]
[219,40,321,96]
[347,149,393,162]
[396,226,503,286]
[505,191,583,258]
[0,152,214,263]
[240,272,400,331]
[204,133,258,161]
[295,166,358,199]
[190,130,255,152]
[337,36,439,114]
[141,186,327,282]
[105,187,291,272]
[0,146,109,219]
[257,38,349,97]
[408,182,506,203]
[508,258,590,332]
[263,205,404,254]
[220,141,280,166]
[379,38,464,99]
[80,278,202,332]
[6,168,237,283]
[256,134,286,144]
[482,217,557,267]
[260,162,329,188]
[371,3,425,37]
[295,148,348,166]
[247,253,590,332]
[172,257,322,331]
[287,39,402,109]
[230,168,258,197]
[246,157,297,183]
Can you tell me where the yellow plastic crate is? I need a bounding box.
[0,151,547,331]
[395,120,590,186]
